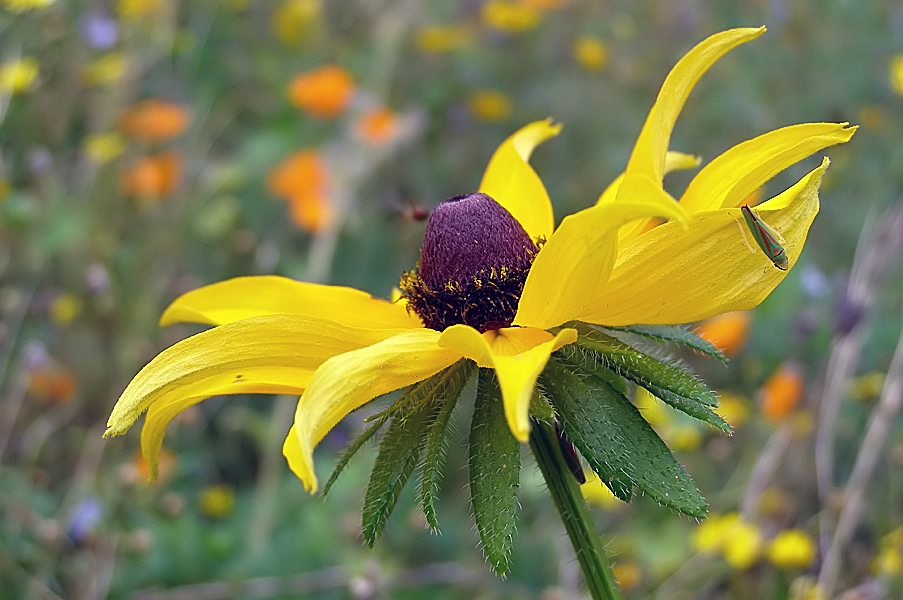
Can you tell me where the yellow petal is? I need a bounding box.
[579,159,828,326]
[623,27,765,187]
[680,123,857,213]
[438,325,577,441]
[160,275,422,329]
[478,119,561,241]
[515,189,688,329]
[288,329,461,492]
[106,315,410,475]
[595,151,701,208]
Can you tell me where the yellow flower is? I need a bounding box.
[766,529,817,569]
[890,53,903,97]
[692,512,740,554]
[713,391,749,427]
[723,519,762,569]
[105,27,854,495]
[0,57,39,94]
[84,132,127,164]
[82,53,129,87]
[272,0,322,47]
[415,25,473,54]
[468,90,512,122]
[198,484,235,518]
[573,36,609,72]
[481,0,539,33]
[1,0,54,12]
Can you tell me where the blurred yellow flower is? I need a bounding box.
[573,36,609,72]
[890,53,903,97]
[520,0,565,9]
[82,53,129,87]
[713,391,749,427]
[415,25,472,54]
[0,57,39,94]
[84,132,128,164]
[287,64,354,118]
[481,0,539,33]
[119,99,189,143]
[723,520,762,569]
[580,471,621,510]
[267,150,333,233]
[0,179,9,202]
[759,361,804,423]
[199,485,235,518]
[766,529,816,569]
[1,0,54,12]
[51,293,83,326]
[847,370,885,401]
[116,0,168,19]
[695,311,750,357]
[693,512,740,554]
[874,526,903,576]
[468,89,512,122]
[272,0,322,47]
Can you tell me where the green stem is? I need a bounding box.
[529,420,622,600]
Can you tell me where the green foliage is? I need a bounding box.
[601,324,727,363]
[542,350,707,518]
[469,369,521,576]
[574,324,730,433]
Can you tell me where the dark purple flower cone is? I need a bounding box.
[420,193,538,289]
[400,193,540,332]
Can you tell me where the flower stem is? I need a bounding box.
[529,420,622,600]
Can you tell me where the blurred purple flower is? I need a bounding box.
[81,10,118,50]
[67,497,102,545]
[800,264,829,298]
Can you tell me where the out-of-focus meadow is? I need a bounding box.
[2,1,903,598]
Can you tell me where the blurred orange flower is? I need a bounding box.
[119,99,189,143]
[287,65,354,118]
[267,150,332,232]
[759,361,804,422]
[120,151,183,203]
[694,311,750,357]
[357,106,399,145]
[27,366,77,404]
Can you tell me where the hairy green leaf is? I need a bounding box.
[574,326,729,433]
[419,361,475,532]
[600,323,726,362]
[541,354,707,518]
[362,399,437,546]
[324,365,462,496]
[469,369,521,576]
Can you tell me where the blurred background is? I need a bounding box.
[2,1,903,599]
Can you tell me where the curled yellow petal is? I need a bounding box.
[288,329,461,492]
[106,315,410,477]
[580,159,828,326]
[479,119,561,241]
[680,123,857,213]
[160,275,422,329]
[595,151,701,207]
[515,190,688,329]
[438,325,577,441]
[623,27,765,187]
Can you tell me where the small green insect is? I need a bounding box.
[740,204,789,271]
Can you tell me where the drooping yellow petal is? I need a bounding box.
[106,313,408,446]
[478,119,561,241]
[160,275,423,329]
[622,27,765,188]
[288,329,461,492]
[579,159,828,326]
[438,325,577,442]
[595,151,701,207]
[680,123,857,213]
[515,188,688,329]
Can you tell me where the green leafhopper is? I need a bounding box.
[740,205,789,271]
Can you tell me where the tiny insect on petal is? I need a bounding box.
[740,205,789,271]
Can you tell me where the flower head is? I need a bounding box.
[287,65,354,118]
[119,99,189,143]
[106,27,854,575]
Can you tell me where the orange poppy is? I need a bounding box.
[759,362,804,422]
[287,65,354,118]
[120,151,182,203]
[119,99,189,143]
[266,150,332,232]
